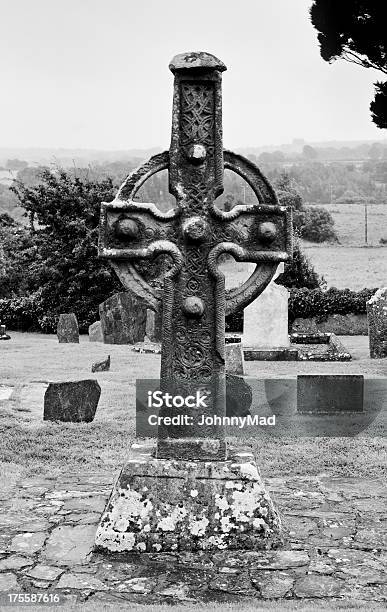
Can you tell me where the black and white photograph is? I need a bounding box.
[0,0,386,609]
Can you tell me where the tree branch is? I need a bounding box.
[342,48,387,74]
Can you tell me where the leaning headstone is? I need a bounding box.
[243,263,289,348]
[0,323,11,340]
[44,380,101,422]
[99,292,146,344]
[225,341,244,375]
[57,314,79,344]
[88,321,103,343]
[226,373,252,417]
[145,309,162,342]
[367,287,387,359]
[91,355,110,372]
[297,375,364,414]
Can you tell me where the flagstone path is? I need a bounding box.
[0,471,385,606]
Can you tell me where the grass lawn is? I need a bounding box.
[0,333,385,482]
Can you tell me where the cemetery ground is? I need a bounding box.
[0,333,386,608]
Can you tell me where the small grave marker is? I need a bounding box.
[44,380,101,422]
[297,375,364,414]
[57,314,79,344]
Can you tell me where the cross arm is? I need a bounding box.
[209,203,292,264]
[98,199,180,261]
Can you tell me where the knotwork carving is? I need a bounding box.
[98,52,292,461]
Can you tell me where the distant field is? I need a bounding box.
[312,202,387,246]
[303,245,386,290]
[221,244,386,291]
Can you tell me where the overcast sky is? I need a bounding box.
[0,0,385,150]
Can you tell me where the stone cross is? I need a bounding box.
[99,52,292,461]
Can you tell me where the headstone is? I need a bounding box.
[225,341,244,375]
[44,380,101,422]
[226,373,252,417]
[99,292,146,344]
[57,314,79,344]
[91,355,110,372]
[297,375,364,414]
[88,321,103,343]
[243,263,289,348]
[95,52,292,553]
[367,287,387,359]
[0,323,11,340]
[145,309,162,342]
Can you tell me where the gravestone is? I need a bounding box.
[44,380,101,422]
[226,373,252,417]
[0,323,11,340]
[99,291,147,344]
[243,263,289,349]
[88,321,103,343]
[95,52,292,553]
[91,355,110,372]
[145,309,162,343]
[225,341,244,375]
[297,375,364,414]
[367,287,387,359]
[57,314,79,344]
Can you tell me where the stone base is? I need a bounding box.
[95,443,282,553]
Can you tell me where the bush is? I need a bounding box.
[288,287,377,323]
[0,293,44,331]
[294,206,338,243]
[276,241,321,290]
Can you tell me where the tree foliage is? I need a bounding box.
[310,0,387,128]
[0,213,34,299]
[11,169,122,331]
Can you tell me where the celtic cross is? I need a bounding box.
[99,52,292,462]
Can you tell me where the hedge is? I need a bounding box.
[0,287,379,334]
[226,287,378,332]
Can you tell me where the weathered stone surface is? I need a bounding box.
[249,550,309,570]
[297,375,364,414]
[292,314,368,336]
[44,380,101,422]
[57,573,108,591]
[25,564,63,581]
[9,532,46,555]
[117,577,156,594]
[145,309,162,343]
[294,575,345,598]
[226,374,252,417]
[367,287,387,358]
[0,555,33,570]
[95,444,281,553]
[91,355,110,373]
[43,525,95,565]
[243,263,289,349]
[57,313,79,343]
[0,572,19,591]
[99,292,147,345]
[225,342,244,375]
[88,321,103,343]
[251,571,294,598]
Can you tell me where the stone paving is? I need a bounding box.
[0,471,386,606]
